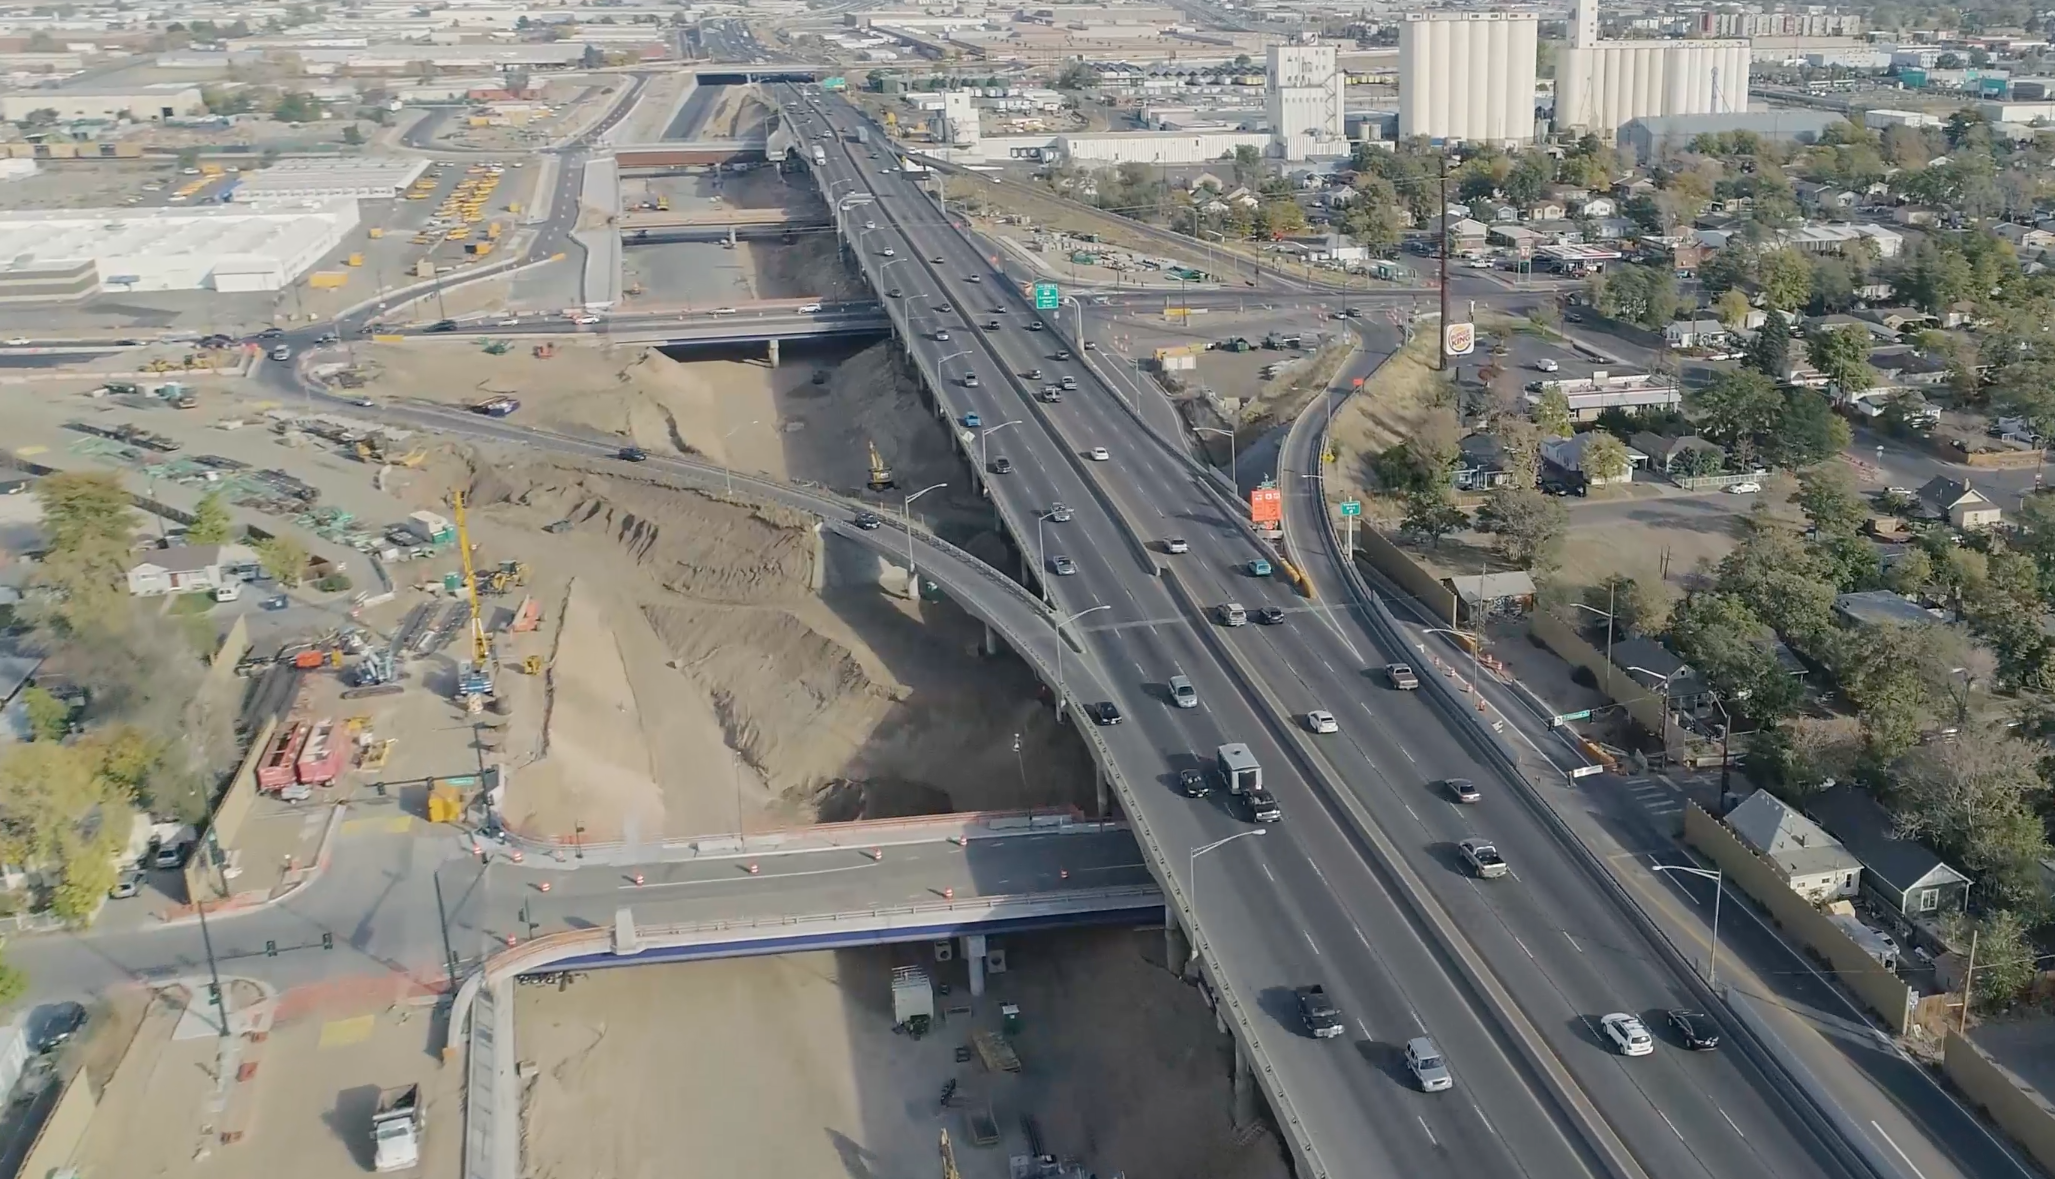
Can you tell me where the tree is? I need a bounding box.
[18,688,68,743]
[341,123,364,145]
[1668,591,1802,718]
[1474,487,1566,568]
[271,91,322,122]
[1795,464,1867,537]
[187,490,233,545]
[1807,325,1876,394]
[1230,143,1262,189]
[0,956,26,1008]
[34,471,136,632]
[1833,623,1960,762]
[1055,61,1097,89]
[1714,288,1752,331]
[1715,524,1838,650]
[1581,432,1632,483]
[1947,909,2039,1007]
[1592,573,1667,638]
[1255,199,1306,238]
[1892,727,2051,912]
[1400,491,1469,549]
[1757,247,1814,312]
[1688,369,1782,462]
[1747,308,1791,379]
[1533,387,1574,437]
[255,536,307,586]
[1766,388,1850,470]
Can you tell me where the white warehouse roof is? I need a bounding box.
[0,200,359,294]
[229,155,432,203]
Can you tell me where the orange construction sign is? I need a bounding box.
[1250,487,1282,524]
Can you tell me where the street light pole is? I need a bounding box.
[979,419,1020,471]
[720,419,760,497]
[902,481,947,590]
[1052,603,1111,715]
[1651,862,1723,986]
[1189,829,1267,963]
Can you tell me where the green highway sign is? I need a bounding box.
[1033,282,1060,310]
[1338,499,1361,517]
[1552,709,1594,725]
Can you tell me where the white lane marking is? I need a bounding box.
[1872,1122,1930,1179]
[1563,931,1583,953]
[1404,804,1421,823]
[1401,747,1417,764]
[1310,860,1328,885]
[1514,936,1534,959]
[1409,1007,1425,1033]
[1658,1110,1684,1141]
[1261,862,1276,883]
[1319,657,1335,673]
[1353,923,1370,949]
[1302,929,1321,956]
[1417,1116,1438,1147]
[1720,1108,1745,1139]
[1357,1019,1373,1039]
[1472,1105,1495,1137]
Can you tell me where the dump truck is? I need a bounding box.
[372,1083,423,1171]
[891,966,933,1034]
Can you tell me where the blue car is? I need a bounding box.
[962,412,981,428]
[1248,558,1273,577]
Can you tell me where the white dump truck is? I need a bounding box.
[372,1083,423,1171]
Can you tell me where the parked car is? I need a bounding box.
[109,871,145,899]
[1726,481,1762,494]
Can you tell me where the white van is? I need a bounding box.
[212,583,241,603]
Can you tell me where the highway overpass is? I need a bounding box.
[617,140,771,168]
[762,83,1868,1179]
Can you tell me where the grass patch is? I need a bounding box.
[168,593,214,616]
[1322,331,1450,520]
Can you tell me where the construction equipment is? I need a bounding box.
[532,342,556,359]
[482,339,511,354]
[354,648,397,687]
[939,1129,961,1179]
[427,781,464,823]
[481,559,530,596]
[521,655,544,675]
[867,440,896,491]
[359,739,394,771]
[451,489,495,700]
[972,1030,1019,1073]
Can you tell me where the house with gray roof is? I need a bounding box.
[1724,790,1862,903]
[1806,785,1971,920]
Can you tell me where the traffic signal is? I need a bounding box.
[265,940,277,957]
[321,932,334,951]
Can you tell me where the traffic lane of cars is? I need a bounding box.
[1088,616,1553,1179]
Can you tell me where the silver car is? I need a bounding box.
[1406,1037,1453,1092]
[1169,675,1198,708]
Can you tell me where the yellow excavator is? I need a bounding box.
[480,559,530,595]
[867,440,896,491]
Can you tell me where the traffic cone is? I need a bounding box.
[631,873,644,886]
[504,933,517,947]
[509,849,524,864]
[942,886,954,899]
[746,862,760,875]
[538,880,551,893]
[869,847,883,861]
[1059,869,1069,880]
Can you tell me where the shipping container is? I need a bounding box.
[346,253,364,266]
[308,271,349,289]
[257,721,309,790]
[295,718,347,785]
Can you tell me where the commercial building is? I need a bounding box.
[1557,0,1748,138]
[0,200,358,301]
[228,156,432,203]
[1267,44,1346,160]
[936,89,980,150]
[0,82,203,122]
[1397,13,1540,146]
[1618,109,1846,163]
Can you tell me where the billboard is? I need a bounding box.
[1250,487,1282,524]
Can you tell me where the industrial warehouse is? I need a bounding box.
[0,200,359,300]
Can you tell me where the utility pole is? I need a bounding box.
[1438,146,1451,373]
[1960,926,1979,1033]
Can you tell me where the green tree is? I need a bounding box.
[0,956,26,1008]
[1949,909,2039,1007]
[1399,490,1469,549]
[1533,387,1574,437]
[1581,432,1632,482]
[1766,387,1850,470]
[1667,590,1802,718]
[1807,325,1877,394]
[1714,287,1753,330]
[34,471,137,632]
[1475,487,1567,568]
[1230,143,1262,188]
[255,535,307,586]
[18,687,68,743]
[271,91,322,123]
[1795,464,1867,537]
[1715,524,1838,650]
[1255,199,1307,238]
[186,490,233,545]
[1747,308,1791,379]
[1592,573,1668,638]
[1757,247,1814,312]
[1688,369,1782,463]
[1892,727,2051,913]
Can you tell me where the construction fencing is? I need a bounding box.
[1682,803,1918,1032]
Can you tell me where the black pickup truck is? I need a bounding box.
[1297,985,1344,1039]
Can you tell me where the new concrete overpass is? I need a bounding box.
[617,140,771,168]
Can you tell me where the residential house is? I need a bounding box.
[1452,433,1515,491]
[1574,194,1617,219]
[1221,185,1261,210]
[1607,634,1712,710]
[1632,432,1724,476]
[1187,170,1225,192]
[1525,200,1566,221]
[1806,312,1897,343]
[1894,205,1942,227]
[1446,217,1487,253]
[1916,476,2003,530]
[125,543,234,596]
[1723,790,1864,903]
[1833,590,1941,629]
[1488,224,1542,252]
[1992,221,2055,251]
[1806,785,1971,920]
[1855,307,1936,335]
[1541,432,1642,486]
[1866,346,1950,387]
[1793,180,1859,213]
[1663,318,1730,349]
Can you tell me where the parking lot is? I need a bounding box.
[68,986,457,1179]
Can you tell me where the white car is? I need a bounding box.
[1306,710,1338,734]
[1725,481,1762,495]
[1600,1013,1654,1057]
[880,247,895,257]
[570,314,600,325]
[864,220,876,230]
[1534,358,1559,372]
[1088,446,1110,461]
[797,303,823,314]
[497,315,521,326]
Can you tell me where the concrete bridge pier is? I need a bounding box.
[983,622,1001,657]
[962,934,987,996]
[766,338,780,368]
[1165,903,1189,974]
[1233,1042,1259,1130]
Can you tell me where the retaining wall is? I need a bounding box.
[1528,609,1674,742]
[1943,1030,2055,1174]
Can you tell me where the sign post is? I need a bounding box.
[1033,282,1060,311]
[1443,321,1475,357]
[1338,499,1361,565]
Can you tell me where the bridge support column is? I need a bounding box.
[1233,1042,1258,1130]
[1096,765,1108,822]
[766,338,780,368]
[983,622,1000,657]
[1165,903,1189,975]
[962,934,986,997]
